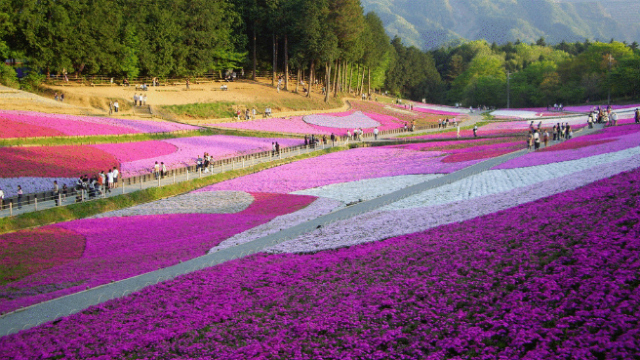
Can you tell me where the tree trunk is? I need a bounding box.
[368,66,371,97]
[360,67,366,95]
[252,26,257,80]
[333,60,339,97]
[307,60,314,98]
[295,67,301,93]
[325,62,331,103]
[348,63,353,94]
[342,60,347,92]
[272,34,277,87]
[284,35,289,91]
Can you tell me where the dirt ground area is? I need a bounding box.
[43,80,329,112]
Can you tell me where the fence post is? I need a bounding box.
[242,158,245,168]
[199,168,202,178]
[186,169,189,181]
[59,193,62,206]
[9,202,12,217]
[174,172,176,184]
[122,181,125,194]
[158,175,161,187]
[81,191,85,202]
[34,197,38,211]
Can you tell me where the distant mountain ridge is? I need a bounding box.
[361,0,640,49]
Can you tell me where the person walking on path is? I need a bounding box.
[611,111,618,126]
[473,125,478,138]
[109,101,113,115]
[112,167,119,188]
[374,127,379,140]
[527,132,533,150]
[17,185,23,209]
[162,162,167,178]
[275,142,280,157]
[533,130,540,150]
[330,133,336,147]
[186,79,190,90]
[106,169,113,193]
[0,187,4,211]
[98,171,105,195]
[272,142,276,156]
[154,161,160,179]
[114,100,119,113]
[53,181,60,206]
[543,130,549,148]
[456,124,461,138]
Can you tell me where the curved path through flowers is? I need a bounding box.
[0,123,612,336]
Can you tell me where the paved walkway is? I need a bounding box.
[0,123,605,336]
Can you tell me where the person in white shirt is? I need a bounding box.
[106,170,113,192]
[133,94,139,106]
[112,167,119,188]
[533,131,541,150]
[373,127,379,140]
[611,111,618,126]
[114,100,119,113]
[0,187,4,211]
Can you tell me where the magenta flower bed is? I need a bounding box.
[0,117,66,138]
[202,146,483,193]
[390,139,523,163]
[495,125,640,170]
[211,111,405,136]
[114,135,303,177]
[91,141,178,163]
[564,104,640,112]
[2,168,638,359]
[407,106,464,116]
[0,193,316,314]
[0,110,198,138]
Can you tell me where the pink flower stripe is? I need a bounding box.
[114,136,304,177]
[405,106,464,116]
[0,110,198,138]
[0,146,119,178]
[91,141,178,163]
[0,118,66,138]
[0,192,316,314]
[564,104,640,112]
[2,168,638,358]
[210,111,405,136]
[390,139,523,163]
[495,125,640,169]
[202,146,488,194]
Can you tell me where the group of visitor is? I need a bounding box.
[304,134,327,147]
[551,123,572,142]
[108,100,120,114]
[195,154,212,173]
[53,92,65,102]
[552,103,564,112]
[74,167,118,201]
[153,161,168,178]
[527,129,549,150]
[636,108,640,124]
[438,118,455,129]
[133,93,147,107]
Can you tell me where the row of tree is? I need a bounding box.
[0,0,639,106]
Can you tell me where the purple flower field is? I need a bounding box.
[98,135,304,177]
[0,110,198,138]
[495,125,640,170]
[209,111,406,136]
[201,146,481,193]
[2,165,638,359]
[0,193,316,314]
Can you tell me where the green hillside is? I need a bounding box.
[361,0,639,49]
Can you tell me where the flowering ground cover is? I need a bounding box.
[210,111,406,136]
[353,101,443,126]
[564,104,640,112]
[0,192,316,314]
[0,110,198,138]
[406,106,464,116]
[0,146,119,196]
[113,135,304,176]
[201,145,483,194]
[495,125,640,170]
[390,138,524,163]
[2,167,638,358]
[0,227,85,285]
[0,117,65,138]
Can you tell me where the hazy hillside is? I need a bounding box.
[361,0,640,49]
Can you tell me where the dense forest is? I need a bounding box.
[0,0,639,107]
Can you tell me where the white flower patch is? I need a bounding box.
[209,197,342,253]
[94,191,254,218]
[266,150,640,254]
[384,146,640,210]
[292,175,443,204]
[303,111,381,129]
[0,177,77,198]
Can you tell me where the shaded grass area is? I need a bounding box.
[0,146,348,235]
[163,97,344,120]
